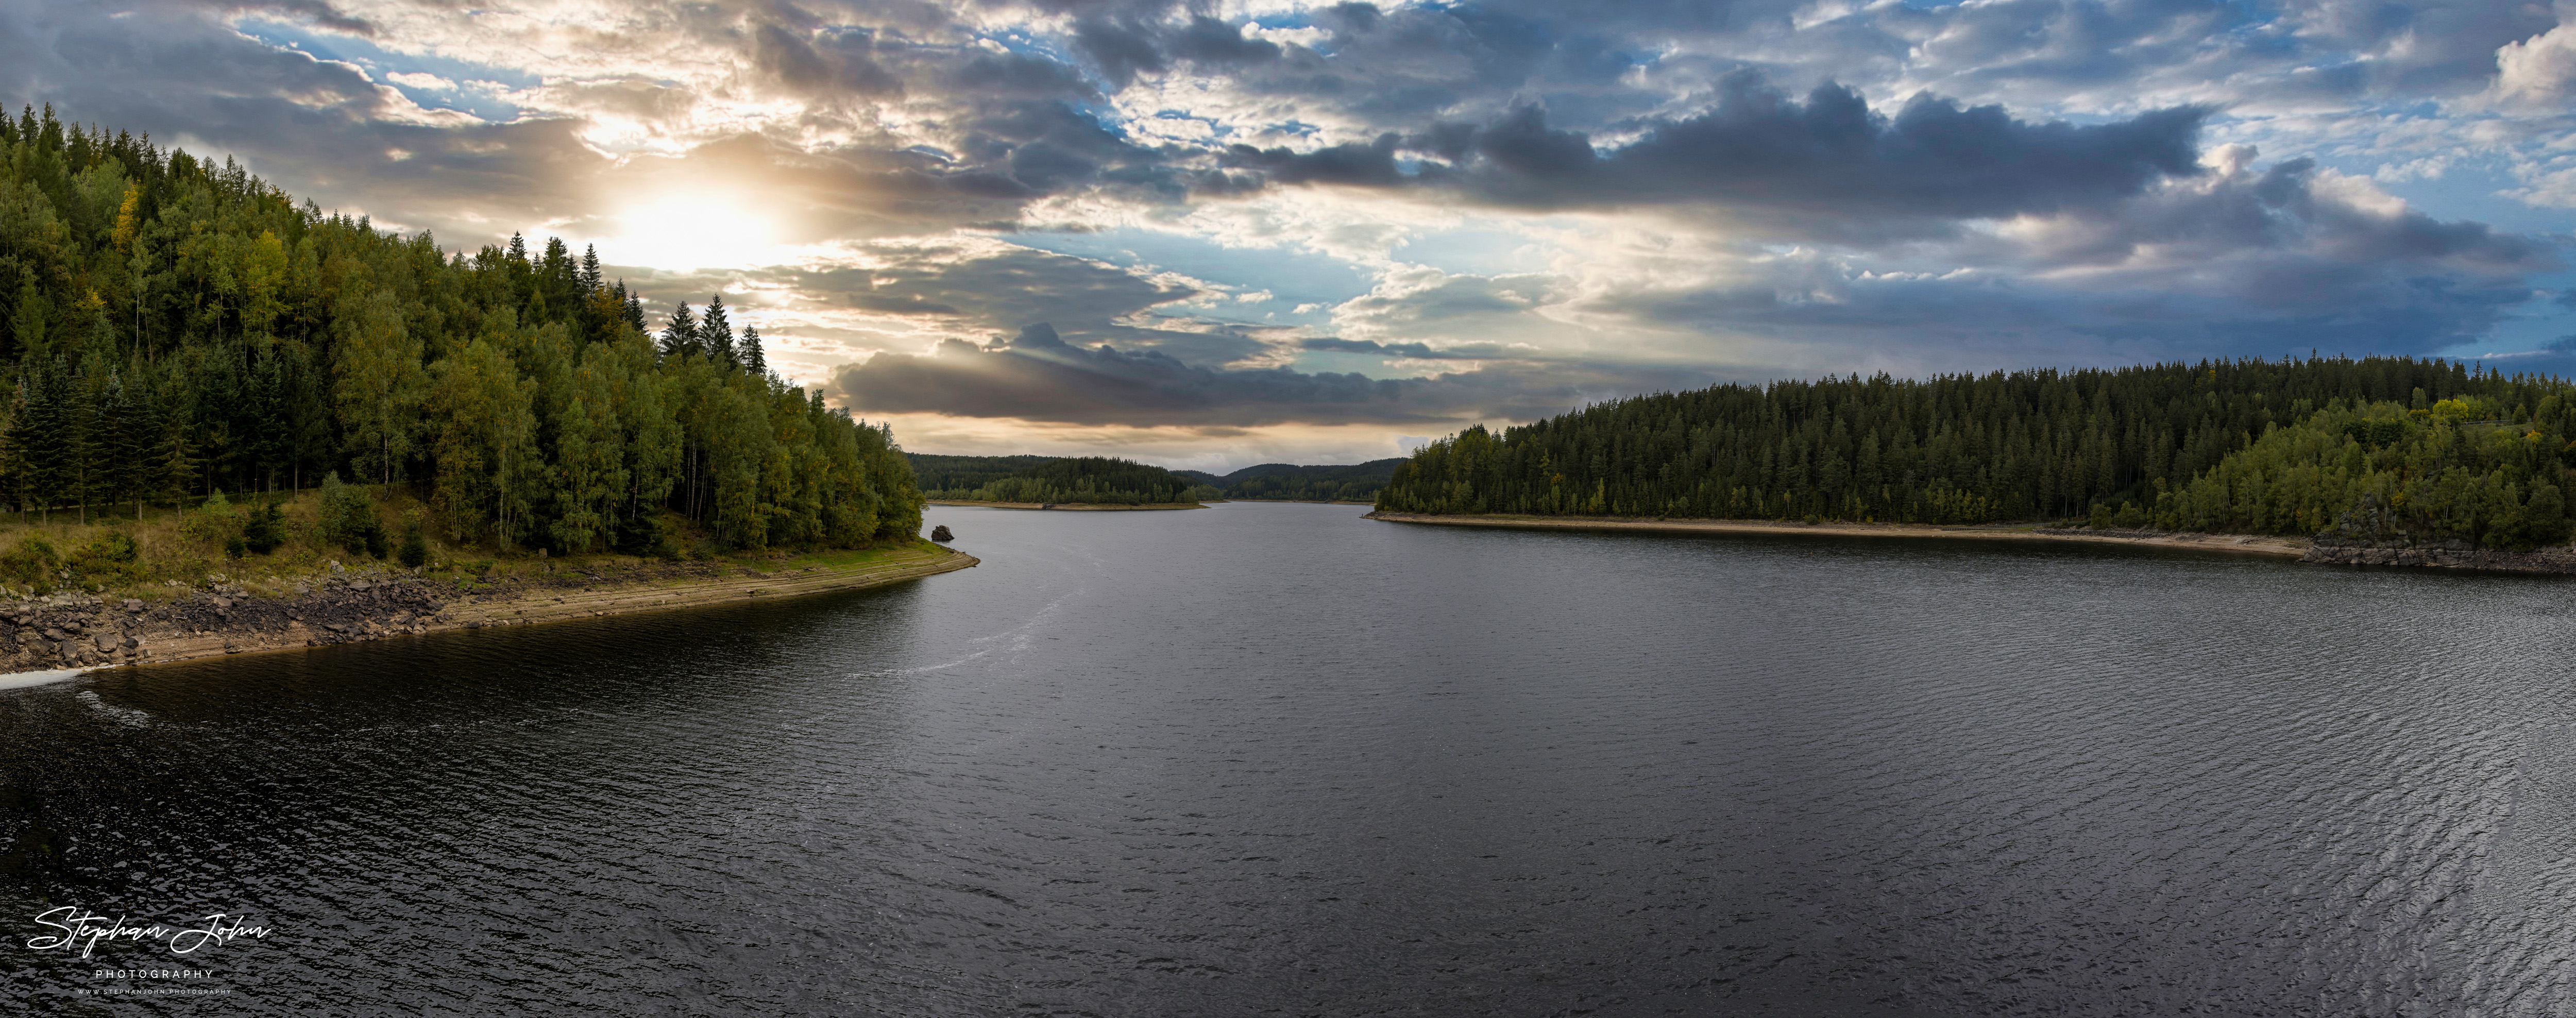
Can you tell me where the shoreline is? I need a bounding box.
[927,500,1207,511]
[1362,511,2312,557]
[1,545,979,676]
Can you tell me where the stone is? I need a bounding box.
[122,636,139,649]
[931,525,954,542]
[324,622,348,633]
[42,629,62,640]
[93,633,114,652]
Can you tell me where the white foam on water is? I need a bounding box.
[76,689,152,727]
[0,668,83,691]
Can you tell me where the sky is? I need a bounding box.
[4,0,2574,470]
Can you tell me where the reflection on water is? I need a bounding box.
[4,503,2574,1014]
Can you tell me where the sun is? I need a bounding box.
[600,193,784,272]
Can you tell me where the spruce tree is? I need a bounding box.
[113,370,157,519]
[15,360,68,520]
[701,294,735,367]
[740,327,766,375]
[660,302,699,361]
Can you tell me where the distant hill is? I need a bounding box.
[908,454,1064,495]
[908,454,1402,504]
[907,454,1215,505]
[1193,459,1406,503]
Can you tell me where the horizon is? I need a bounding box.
[11,0,2574,473]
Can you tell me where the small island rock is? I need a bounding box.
[930,525,954,542]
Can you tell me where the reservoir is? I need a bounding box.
[3,501,2570,1014]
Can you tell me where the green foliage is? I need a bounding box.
[0,107,922,554]
[1178,459,1405,502]
[1378,356,2567,533]
[921,456,1204,505]
[396,508,427,568]
[316,471,379,551]
[66,530,142,586]
[179,489,241,544]
[0,534,57,593]
[241,501,285,554]
[2159,401,2574,550]
[907,454,1062,493]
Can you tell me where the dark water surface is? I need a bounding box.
[5,502,2575,1015]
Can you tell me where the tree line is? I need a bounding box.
[1378,356,2576,549]
[1174,460,1403,502]
[0,105,921,554]
[914,454,1218,505]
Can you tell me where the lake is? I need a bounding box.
[4,501,2572,1014]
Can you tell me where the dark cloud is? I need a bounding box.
[823,323,1712,427]
[1589,154,2560,363]
[1226,73,2208,227]
[1300,337,1501,360]
[204,0,377,37]
[753,24,903,97]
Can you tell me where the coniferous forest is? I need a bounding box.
[914,454,1219,505]
[0,106,922,560]
[1172,460,1404,503]
[1379,357,2576,550]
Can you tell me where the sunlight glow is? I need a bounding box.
[602,194,784,272]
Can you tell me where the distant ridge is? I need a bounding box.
[908,454,1403,504]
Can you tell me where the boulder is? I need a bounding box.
[930,525,954,542]
[92,633,114,653]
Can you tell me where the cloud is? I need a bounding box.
[2489,15,2576,110]
[822,321,1716,427]
[1221,73,2210,235]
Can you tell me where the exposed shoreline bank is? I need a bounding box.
[3,545,978,675]
[1362,511,2312,557]
[927,500,1207,511]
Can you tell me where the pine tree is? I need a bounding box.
[740,327,766,375]
[701,294,735,368]
[618,282,646,333]
[15,360,69,520]
[113,369,157,519]
[579,245,601,293]
[660,302,699,361]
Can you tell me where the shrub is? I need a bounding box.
[242,502,286,554]
[396,510,428,568]
[0,535,59,594]
[613,512,680,559]
[66,532,143,587]
[181,490,243,544]
[318,472,385,556]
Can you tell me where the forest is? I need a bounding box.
[916,455,1219,505]
[1377,357,2576,550]
[1173,460,1403,502]
[0,106,923,563]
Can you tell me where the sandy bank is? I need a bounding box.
[2,545,978,674]
[1362,511,2311,558]
[927,500,1207,511]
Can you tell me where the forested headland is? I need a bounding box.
[0,105,924,595]
[913,454,1219,505]
[1378,357,2576,551]
[1173,460,1403,503]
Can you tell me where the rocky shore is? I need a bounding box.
[5,545,977,673]
[2298,545,2576,573]
[1365,511,2310,556]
